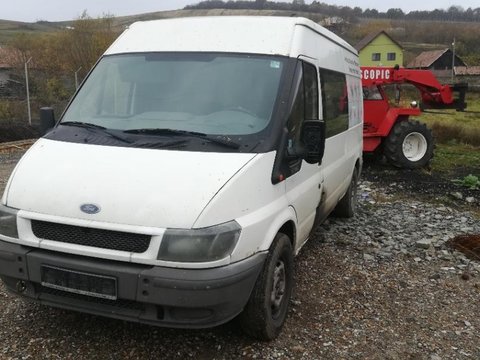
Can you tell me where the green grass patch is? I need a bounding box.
[452,174,480,189]
[431,143,480,173]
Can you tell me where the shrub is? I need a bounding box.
[0,101,39,142]
[0,119,39,142]
[452,174,480,189]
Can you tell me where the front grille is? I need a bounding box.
[38,285,145,311]
[31,220,151,253]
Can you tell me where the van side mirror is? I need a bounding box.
[40,107,56,135]
[301,120,325,164]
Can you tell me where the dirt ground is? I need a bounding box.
[362,155,480,213]
[0,147,479,359]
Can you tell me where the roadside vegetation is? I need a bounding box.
[416,92,479,176]
[452,174,480,189]
[430,143,480,173]
[420,92,480,147]
[0,15,116,113]
[0,12,117,142]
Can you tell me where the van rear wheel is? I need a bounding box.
[239,233,293,341]
[333,167,358,218]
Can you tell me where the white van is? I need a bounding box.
[0,17,362,340]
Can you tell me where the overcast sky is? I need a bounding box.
[2,1,475,22]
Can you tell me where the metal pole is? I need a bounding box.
[451,38,455,83]
[74,67,82,90]
[25,57,32,126]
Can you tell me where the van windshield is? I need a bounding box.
[62,53,286,137]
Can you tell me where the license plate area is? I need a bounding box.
[41,265,117,300]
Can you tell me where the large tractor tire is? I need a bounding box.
[384,120,434,169]
[239,233,294,341]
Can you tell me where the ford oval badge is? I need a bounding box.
[80,204,101,214]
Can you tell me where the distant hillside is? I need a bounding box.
[0,19,67,44]
[186,1,480,23]
[1,8,478,65]
[109,9,328,30]
[0,9,323,44]
[111,9,480,65]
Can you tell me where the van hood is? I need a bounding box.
[5,139,256,229]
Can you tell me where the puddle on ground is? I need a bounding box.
[448,234,480,261]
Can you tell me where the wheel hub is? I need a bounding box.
[402,132,428,162]
[270,260,286,317]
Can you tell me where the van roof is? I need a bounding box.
[105,16,357,57]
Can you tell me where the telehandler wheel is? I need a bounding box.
[384,120,434,169]
[239,233,293,341]
[333,167,358,218]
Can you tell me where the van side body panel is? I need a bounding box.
[286,26,363,251]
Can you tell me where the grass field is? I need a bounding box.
[0,20,65,43]
[419,92,480,146]
[431,143,480,173]
[417,93,480,174]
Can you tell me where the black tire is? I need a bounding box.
[383,119,434,169]
[333,167,358,218]
[239,233,293,341]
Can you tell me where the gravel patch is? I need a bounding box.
[0,149,479,359]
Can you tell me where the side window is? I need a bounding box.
[303,62,319,120]
[287,61,319,147]
[363,86,383,100]
[320,69,349,138]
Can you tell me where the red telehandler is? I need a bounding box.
[361,66,467,168]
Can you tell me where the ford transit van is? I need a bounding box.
[0,16,363,340]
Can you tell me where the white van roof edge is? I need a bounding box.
[105,16,357,58]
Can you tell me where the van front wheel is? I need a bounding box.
[239,233,293,341]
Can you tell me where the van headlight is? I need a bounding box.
[158,221,241,262]
[0,204,19,239]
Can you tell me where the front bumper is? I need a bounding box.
[0,240,266,328]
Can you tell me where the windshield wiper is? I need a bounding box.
[135,139,188,149]
[61,121,132,144]
[124,128,240,149]
[61,121,107,130]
